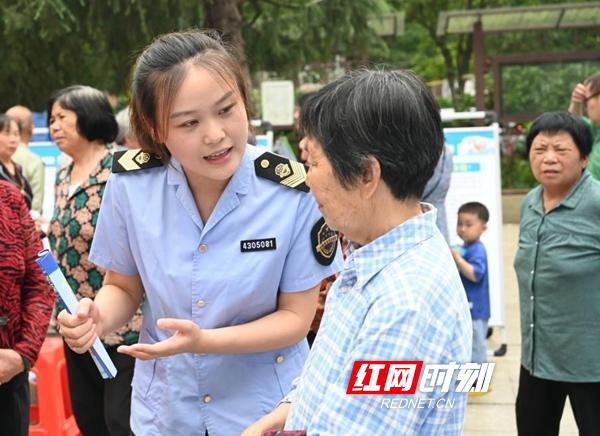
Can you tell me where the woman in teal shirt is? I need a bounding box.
[515,112,600,436]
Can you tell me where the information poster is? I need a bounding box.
[443,124,505,327]
[261,80,294,127]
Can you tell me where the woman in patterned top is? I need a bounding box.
[0,181,54,436]
[0,114,33,209]
[47,86,141,436]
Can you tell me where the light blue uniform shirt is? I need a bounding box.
[89,145,341,435]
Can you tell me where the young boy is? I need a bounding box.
[452,202,490,364]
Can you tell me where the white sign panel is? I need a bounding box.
[30,141,62,221]
[444,124,505,327]
[261,80,294,127]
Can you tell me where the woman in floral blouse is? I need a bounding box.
[47,86,141,436]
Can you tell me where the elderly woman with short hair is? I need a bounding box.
[515,112,600,436]
[244,69,472,435]
[47,85,141,436]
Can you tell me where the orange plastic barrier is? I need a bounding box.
[29,336,80,436]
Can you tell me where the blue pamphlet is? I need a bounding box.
[36,249,117,379]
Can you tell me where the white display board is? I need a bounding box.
[261,80,294,127]
[444,124,505,327]
[29,138,62,221]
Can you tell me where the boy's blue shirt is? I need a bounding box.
[460,240,490,320]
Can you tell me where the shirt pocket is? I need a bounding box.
[235,345,305,412]
[132,330,168,410]
[272,348,305,399]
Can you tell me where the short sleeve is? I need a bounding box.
[89,175,138,276]
[465,244,487,283]
[279,193,342,292]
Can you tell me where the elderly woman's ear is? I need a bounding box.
[360,156,382,198]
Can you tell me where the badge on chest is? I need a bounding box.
[240,238,277,252]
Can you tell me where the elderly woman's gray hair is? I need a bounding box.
[300,68,444,201]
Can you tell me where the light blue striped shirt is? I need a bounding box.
[285,205,472,435]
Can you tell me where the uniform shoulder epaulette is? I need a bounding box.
[254,151,309,192]
[112,149,163,174]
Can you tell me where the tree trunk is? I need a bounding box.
[204,0,247,68]
[455,33,473,108]
[433,33,458,106]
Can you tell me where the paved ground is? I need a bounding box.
[463,224,578,435]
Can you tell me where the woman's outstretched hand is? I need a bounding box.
[117,318,204,359]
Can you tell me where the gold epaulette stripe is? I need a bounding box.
[281,160,307,189]
[117,150,142,171]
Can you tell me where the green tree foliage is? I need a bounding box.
[490,26,600,117]
[372,0,600,110]
[241,0,392,74]
[1,0,204,109]
[501,60,600,117]
[1,0,395,110]
[395,0,486,107]
[1,0,598,115]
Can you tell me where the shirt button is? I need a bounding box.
[203,394,212,403]
[196,300,206,308]
[530,270,534,274]
[530,323,534,328]
[198,244,208,253]
[275,355,285,364]
[530,296,534,301]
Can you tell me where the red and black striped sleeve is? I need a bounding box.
[12,187,55,365]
